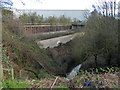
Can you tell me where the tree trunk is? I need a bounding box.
[107,54,112,66]
[94,54,98,68]
[118,19,120,67]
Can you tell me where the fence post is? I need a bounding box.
[0,62,3,88]
[11,68,14,80]
[20,70,22,78]
[0,7,3,89]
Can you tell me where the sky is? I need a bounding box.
[9,0,119,16]
[1,0,119,11]
[11,0,96,10]
[11,0,120,11]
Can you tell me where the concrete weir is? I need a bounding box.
[37,32,84,49]
[37,34,75,48]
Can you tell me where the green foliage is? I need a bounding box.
[72,13,118,66]
[70,66,119,88]
[19,12,44,24]
[71,21,86,25]
[112,84,118,88]
[100,67,106,73]
[86,73,91,80]
[72,37,88,63]
[44,15,71,25]
[95,68,98,73]
[85,15,118,64]
[2,9,13,22]
[2,79,28,88]
[95,75,99,81]
[58,15,71,25]
[2,47,13,68]
[38,69,50,79]
[80,70,84,75]
[92,73,94,77]
[57,85,69,89]
[19,13,71,25]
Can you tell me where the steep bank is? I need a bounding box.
[3,25,81,78]
[2,28,65,78]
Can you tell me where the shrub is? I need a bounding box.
[72,13,118,67]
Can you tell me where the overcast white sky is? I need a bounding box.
[11,0,119,11]
[11,0,97,10]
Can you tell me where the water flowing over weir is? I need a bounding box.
[67,64,82,78]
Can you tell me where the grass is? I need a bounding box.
[56,85,69,89]
[2,79,29,88]
[111,84,118,88]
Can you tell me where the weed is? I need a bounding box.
[85,72,91,80]
[80,70,84,75]
[100,67,105,73]
[112,84,118,88]
[96,68,98,73]
[95,75,99,81]
[92,73,94,77]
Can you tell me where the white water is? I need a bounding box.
[67,64,82,79]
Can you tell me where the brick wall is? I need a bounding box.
[24,25,72,34]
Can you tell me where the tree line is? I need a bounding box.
[19,12,72,25]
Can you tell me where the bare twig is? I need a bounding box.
[50,77,58,89]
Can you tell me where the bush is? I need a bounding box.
[72,37,88,64]
[38,69,50,79]
[72,13,118,67]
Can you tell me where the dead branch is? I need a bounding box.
[50,76,58,89]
